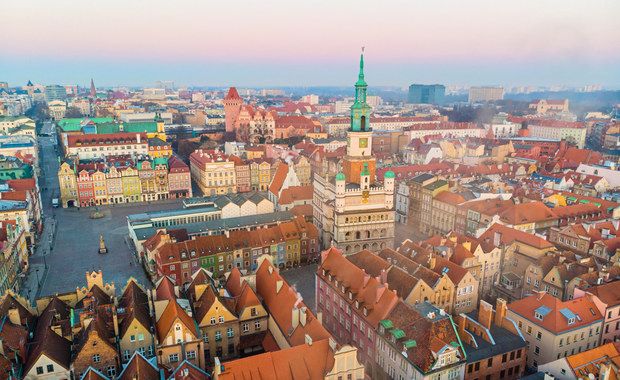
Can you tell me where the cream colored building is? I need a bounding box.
[48,100,67,121]
[189,150,237,196]
[507,292,604,369]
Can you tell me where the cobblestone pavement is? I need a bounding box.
[27,128,186,298]
[394,220,429,248]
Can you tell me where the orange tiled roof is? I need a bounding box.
[156,299,198,341]
[478,223,554,250]
[434,191,466,206]
[216,338,335,380]
[268,162,289,196]
[565,342,620,379]
[508,292,603,334]
[318,247,400,329]
[256,259,332,347]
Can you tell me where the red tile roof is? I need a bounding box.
[508,292,603,334]
[434,191,466,206]
[156,299,198,341]
[478,223,554,250]
[498,201,558,225]
[268,162,289,196]
[216,339,335,380]
[256,259,332,347]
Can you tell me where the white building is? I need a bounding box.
[120,112,173,124]
[529,122,587,149]
[469,87,504,103]
[395,181,409,224]
[65,132,148,160]
[489,121,520,138]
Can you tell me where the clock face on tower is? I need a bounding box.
[359,138,368,148]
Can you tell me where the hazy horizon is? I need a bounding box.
[1,0,619,88]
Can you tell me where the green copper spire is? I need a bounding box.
[351,47,371,132]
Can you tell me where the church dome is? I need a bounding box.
[336,173,346,181]
[384,170,395,179]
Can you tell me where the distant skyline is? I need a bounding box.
[1,0,619,88]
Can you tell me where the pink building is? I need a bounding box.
[574,282,620,344]
[229,154,251,193]
[316,246,399,374]
[167,155,192,198]
[77,170,95,207]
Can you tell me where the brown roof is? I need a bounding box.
[346,249,390,277]
[118,279,152,339]
[155,275,177,299]
[118,352,161,380]
[498,201,558,225]
[0,293,34,326]
[384,301,464,373]
[584,281,620,307]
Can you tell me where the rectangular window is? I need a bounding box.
[243,323,249,332]
[169,353,179,363]
[187,351,196,360]
[47,364,54,373]
[227,328,234,338]
[36,367,44,375]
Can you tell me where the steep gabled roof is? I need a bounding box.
[156,299,198,340]
[118,351,161,380]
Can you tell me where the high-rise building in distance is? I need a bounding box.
[44,85,67,103]
[408,84,445,105]
[468,87,504,103]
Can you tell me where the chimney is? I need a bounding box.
[214,357,222,376]
[493,231,502,247]
[300,307,307,327]
[136,133,140,144]
[380,269,388,285]
[304,334,313,346]
[328,337,337,352]
[276,280,283,294]
[291,308,300,330]
[494,298,507,326]
[429,256,436,269]
[113,309,119,338]
[316,311,323,325]
[478,300,493,330]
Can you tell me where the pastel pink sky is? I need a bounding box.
[1,0,619,86]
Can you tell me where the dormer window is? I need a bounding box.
[348,292,353,300]
[329,274,332,282]
[341,285,345,293]
[355,300,360,309]
[322,269,326,276]
[363,307,368,316]
[568,317,575,325]
[335,280,339,287]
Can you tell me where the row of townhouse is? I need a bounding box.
[153,215,319,283]
[191,149,312,195]
[4,253,366,379]
[316,245,529,380]
[57,154,191,207]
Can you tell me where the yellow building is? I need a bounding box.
[91,170,107,205]
[189,150,237,196]
[148,137,173,159]
[58,161,78,208]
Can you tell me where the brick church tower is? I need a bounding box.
[223,87,244,134]
[343,50,376,184]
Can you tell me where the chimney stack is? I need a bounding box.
[291,308,300,330]
[300,307,307,327]
[494,298,507,326]
[478,300,493,331]
[304,334,313,346]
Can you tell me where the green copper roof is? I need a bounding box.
[404,340,417,348]
[361,162,370,176]
[57,117,113,132]
[379,320,393,329]
[384,170,395,179]
[391,329,405,339]
[336,172,345,181]
[95,121,158,134]
[153,157,168,167]
[356,50,367,86]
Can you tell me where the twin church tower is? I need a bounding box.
[312,50,396,254]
